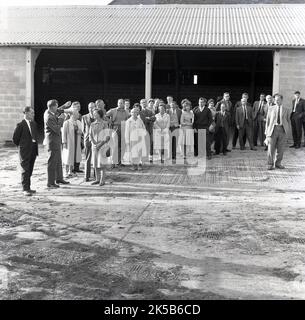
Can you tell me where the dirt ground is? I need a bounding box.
[0,143,305,300]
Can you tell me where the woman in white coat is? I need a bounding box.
[62,110,82,178]
[125,108,147,171]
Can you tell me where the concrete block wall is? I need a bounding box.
[0,47,27,142]
[279,49,305,108]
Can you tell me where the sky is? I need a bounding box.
[1,0,112,5]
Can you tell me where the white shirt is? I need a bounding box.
[293,98,299,112]
[25,119,36,142]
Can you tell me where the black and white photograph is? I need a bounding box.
[1,0,305,305]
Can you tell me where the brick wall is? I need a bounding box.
[0,47,27,142]
[279,49,305,108]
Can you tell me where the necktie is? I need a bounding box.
[277,105,281,125]
[244,106,248,120]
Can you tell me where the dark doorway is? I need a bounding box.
[152,50,273,107]
[34,48,272,133]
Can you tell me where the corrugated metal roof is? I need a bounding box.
[0,4,305,48]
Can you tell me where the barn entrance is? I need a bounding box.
[34,49,273,133]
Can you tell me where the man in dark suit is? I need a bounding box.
[193,97,213,160]
[214,102,231,155]
[44,99,71,188]
[232,93,249,149]
[167,101,182,163]
[12,107,39,196]
[290,91,305,149]
[235,97,256,151]
[215,92,232,152]
[253,93,267,147]
[140,99,156,163]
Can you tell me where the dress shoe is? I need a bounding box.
[83,178,90,182]
[289,144,296,148]
[264,146,268,151]
[56,180,70,185]
[29,189,36,194]
[47,184,60,188]
[251,147,257,151]
[73,169,84,173]
[99,181,105,186]
[23,190,32,196]
[275,164,285,169]
[267,166,274,170]
[295,145,301,149]
[91,180,99,185]
[240,147,245,150]
[225,149,231,152]
[223,152,227,156]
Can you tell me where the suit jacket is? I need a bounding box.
[291,98,305,120]
[235,104,254,128]
[232,101,251,126]
[139,108,156,134]
[43,110,64,151]
[215,111,230,134]
[265,105,290,137]
[13,119,38,160]
[253,100,268,120]
[82,113,95,143]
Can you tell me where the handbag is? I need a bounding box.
[209,121,216,133]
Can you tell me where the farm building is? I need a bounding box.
[0,4,305,140]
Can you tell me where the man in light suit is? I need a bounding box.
[253,93,267,147]
[82,102,96,181]
[235,97,256,151]
[290,91,305,149]
[265,94,291,170]
[44,99,71,188]
[13,107,39,196]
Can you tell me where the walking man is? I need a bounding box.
[13,107,39,196]
[290,91,305,149]
[265,94,290,170]
[82,102,96,181]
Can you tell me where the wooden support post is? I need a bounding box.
[145,48,154,100]
[272,50,280,95]
[26,48,40,107]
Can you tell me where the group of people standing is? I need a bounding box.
[12,90,303,196]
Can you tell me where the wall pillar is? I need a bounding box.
[272,49,280,95]
[145,48,154,100]
[26,47,40,107]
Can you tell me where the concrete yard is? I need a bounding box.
[0,144,305,300]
